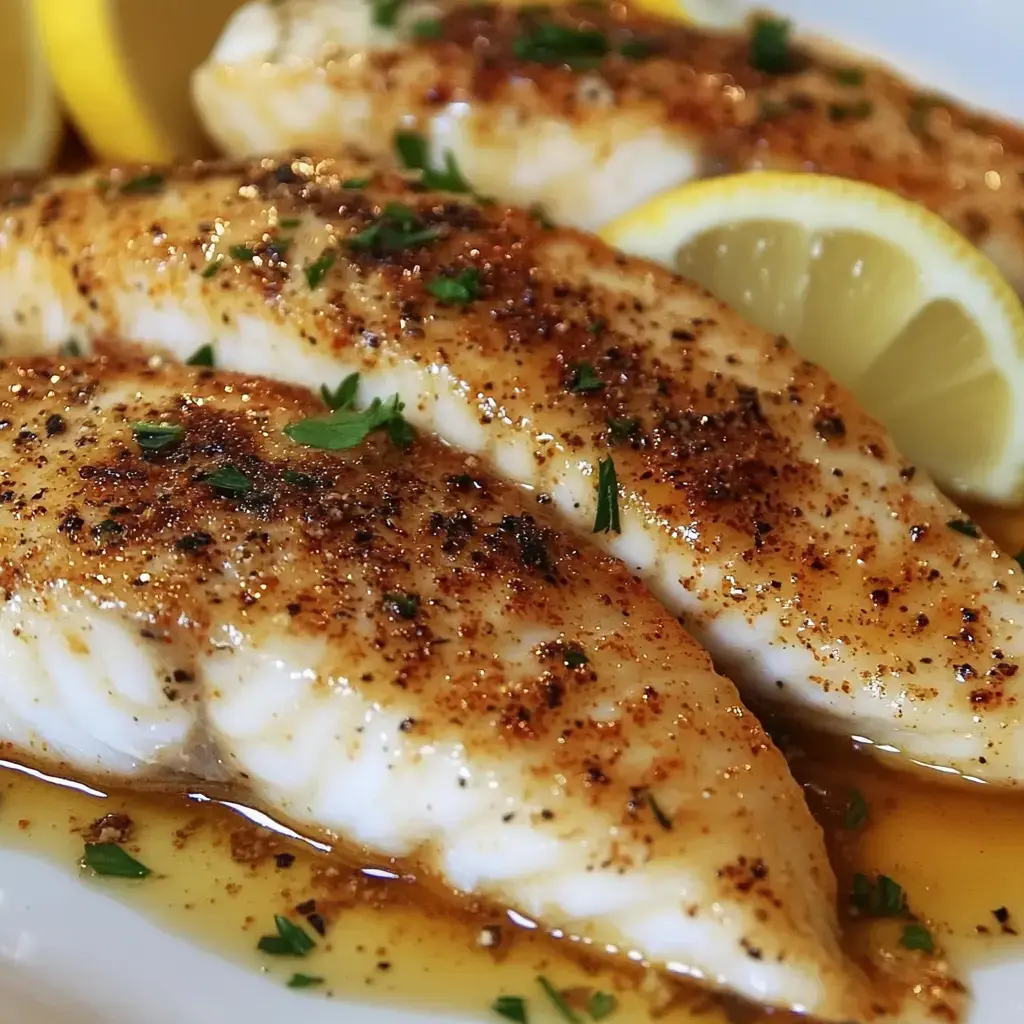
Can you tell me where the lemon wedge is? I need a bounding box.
[600,172,1024,505]
[32,0,243,163]
[0,0,61,172]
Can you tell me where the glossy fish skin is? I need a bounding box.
[192,0,1024,291]
[0,159,1021,789]
[0,356,870,1021]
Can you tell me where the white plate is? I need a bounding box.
[2,2,1023,1022]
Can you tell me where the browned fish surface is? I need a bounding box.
[192,1,1024,290]
[0,157,1020,791]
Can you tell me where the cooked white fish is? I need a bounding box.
[0,159,1021,789]
[0,355,873,1021]
[192,0,1024,292]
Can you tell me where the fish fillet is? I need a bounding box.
[192,0,1024,292]
[0,159,1021,788]
[0,355,871,1020]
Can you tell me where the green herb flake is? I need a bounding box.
[347,203,440,254]
[383,591,420,619]
[834,66,865,86]
[755,97,792,122]
[851,872,905,917]
[132,421,184,452]
[287,973,325,988]
[568,363,605,394]
[619,37,652,60]
[59,338,83,357]
[492,995,528,1023]
[230,244,255,262]
[305,249,337,289]
[648,793,672,831]
[537,977,581,1024]
[83,842,151,879]
[587,318,607,336]
[606,417,638,442]
[428,267,482,305]
[749,16,793,74]
[268,237,292,260]
[201,256,224,278]
[371,0,406,27]
[593,456,621,534]
[827,100,874,122]
[412,17,442,39]
[341,177,370,189]
[587,991,617,1020]
[257,914,317,957]
[204,464,253,495]
[563,646,588,669]
[120,172,165,196]
[93,519,124,538]
[948,518,980,539]
[513,24,609,70]
[284,393,412,451]
[529,203,555,230]
[321,372,360,411]
[282,470,317,489]
[279,217,302,229]
[186,343,215,367]
[394,131,473,193]
[901,922,935,953]
[843,788,868,830]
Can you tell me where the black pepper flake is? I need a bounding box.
[176,531,213,552]
[45,414,67,436]
[275,852,296,869]
[307,912,327,936]
[870,588,889,607]
[814,414,846,440]
[295,899,317,915]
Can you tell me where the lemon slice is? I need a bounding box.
[32,0,243,163]
[600,172,1024,504]
[0,0,61,172]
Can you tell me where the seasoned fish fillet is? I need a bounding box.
[0,159,1021,789]
[192,0,1024,292]
[0,355,871,1020]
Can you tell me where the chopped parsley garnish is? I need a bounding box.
[371,0,406,27]
[593,456,621,534]
[321,372,360,411]
[304,249,337,289]
[947,518,980,538]
[287,973,325,988]
[537,977,581,1024]
[587,318,607,336]
[901,922,935,953]
[843,788,868,830]
[93,518,124,538]
[204,464,253,495]
[176,531,213,552]
[132,421,184,452]
[513,23,609,70]
[394,131,473,193]
[827,100,873,122]
[120,172,166,195]
[563,646,588,669]
[412,17,442,39]
[267,237,292,260]
[529,204,555,230]
[229,244,255,262]
[619,37,652,60]
[748,16,794,74]
[568,363,604,394]
[383,591,420,619]
[607,417,638,441]
[257,914,316,957]
[284,393,413,451]
[279,217,302,229]
[186,343,215,367]
[648,793,672,831]
[201,256,224,278]
[59,338,82,357]
[492,996,528,1023]
[428,267,482,305]
[282,470,317,489]
[347,203,440,254]
[341,177,370,189]
[587,992,617,1020]
[83,842,151,879]
[851,872,905,917]
[834,66,865,86]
